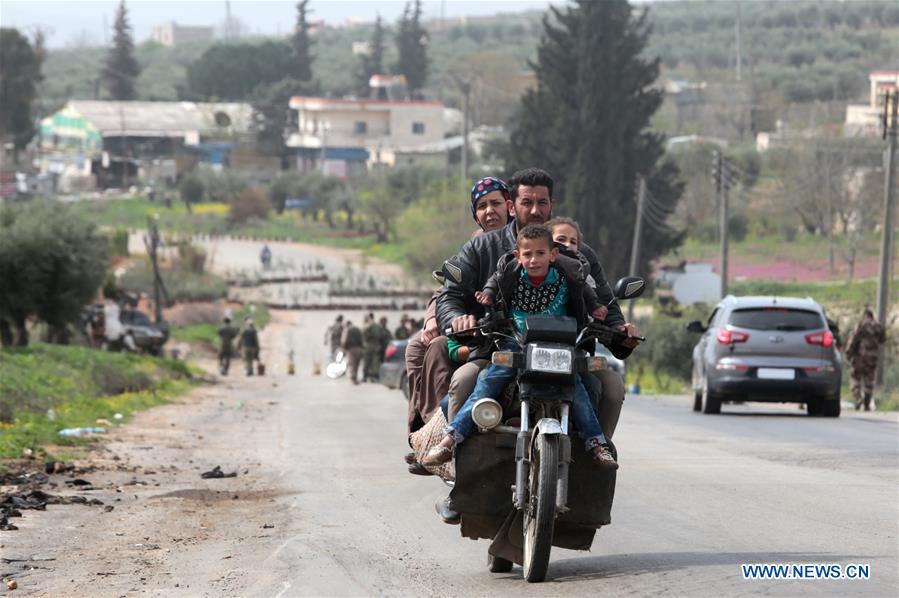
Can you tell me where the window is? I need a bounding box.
[354,121,368,134]
[412,122,425,135]
[728,308,824,331]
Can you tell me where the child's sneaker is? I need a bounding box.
[590,444,618,470]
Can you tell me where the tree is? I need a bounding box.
[251,77,302,159]
[0,203,108,346]
[186,42,295,101]
[358,178,405,243]
[229,188,270,225]
[504,0,683,281]
[102,0,141,100]
[292,0,314,83]
[395,180,474,277]
[356,15,386,97]
[394,0,428,95]
[0,28,44,158]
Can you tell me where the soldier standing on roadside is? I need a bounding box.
[846,309,887,411]
[362,313,382,382]
[217,316,239,375]
[341,320,364,385]
[237,318,261,377]
[326,314,344,359]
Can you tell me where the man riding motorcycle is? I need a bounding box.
[435,168,641,438]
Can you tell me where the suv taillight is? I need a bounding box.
[805,331,833,347]
[717,328,749,344]
[384,344,397,360]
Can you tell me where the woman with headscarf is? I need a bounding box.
[404,177,512,473]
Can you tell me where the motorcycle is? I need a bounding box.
[445,276,646,582]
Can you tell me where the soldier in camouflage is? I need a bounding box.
[362,313,383,382]
[845,309,887,411]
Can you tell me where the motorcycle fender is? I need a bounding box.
[533,418,562,436]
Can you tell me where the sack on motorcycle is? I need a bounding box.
[451,432,616,529]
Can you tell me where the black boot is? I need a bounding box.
[863,393,872,411]
[435,496,460,525]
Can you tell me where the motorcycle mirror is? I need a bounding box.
[442,259,463,284]
[614,276,646,300]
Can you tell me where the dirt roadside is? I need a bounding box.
[1,315,303,597]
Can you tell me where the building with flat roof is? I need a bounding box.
[151,22,214,46]
[286,96,446,176]
[845,71,899,136]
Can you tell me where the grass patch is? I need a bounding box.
[71,197,381,250]
[729,278,899,307]
[675,232,882,266]
[0,344,196,459]
[625,362,689,395]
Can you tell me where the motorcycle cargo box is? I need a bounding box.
[451,431,616,542]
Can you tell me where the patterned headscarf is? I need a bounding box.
[470,176,510,225]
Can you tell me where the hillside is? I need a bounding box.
[35,1,898,133]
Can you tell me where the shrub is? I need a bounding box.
[179,174,204,210]
[229,188,270,225]
[110,228,130,257]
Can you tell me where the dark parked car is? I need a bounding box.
[379,338,409,399]
[118,308,169,356]
[687,296,842,416]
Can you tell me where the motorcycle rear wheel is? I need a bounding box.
[522,433,559,583]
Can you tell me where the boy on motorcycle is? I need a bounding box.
[423,224,617,469]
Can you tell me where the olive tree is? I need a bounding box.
[0,202,109,346]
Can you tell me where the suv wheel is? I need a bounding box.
[819,398,841,418]
[806,400,821,416]
[702,378,721,414]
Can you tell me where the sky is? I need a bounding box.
[0,0,564,48]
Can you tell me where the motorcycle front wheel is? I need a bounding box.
[522,433,559,583]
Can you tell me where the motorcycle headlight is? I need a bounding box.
[528,346,572,374]
[471,398,503,431]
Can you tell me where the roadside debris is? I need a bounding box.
[44,461,74,474]
[58,427,106,437]
[6,579,17,590]
[200,466,237,479]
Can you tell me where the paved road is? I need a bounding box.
[7,310,897,596]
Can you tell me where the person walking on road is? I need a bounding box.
[217,316,239,375]
[362,313,383,382]
[845,309,887,411]
[326,314,344,359]
[237,318,261,376]
[341,320,364,385]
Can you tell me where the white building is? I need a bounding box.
[286,96,446,176]
[151,22,214,47]
[845,71,899,136]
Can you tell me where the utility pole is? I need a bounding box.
[627,176,646,323]
[735,1,742,82]
[712,149,729,297]
[144,216,169,324]
[876,91,897,383]
[461,80,471,187]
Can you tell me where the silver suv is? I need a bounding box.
[686,296,842,417]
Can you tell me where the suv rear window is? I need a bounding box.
[728,308,823,331]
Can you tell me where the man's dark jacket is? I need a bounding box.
[436,219,631,358]
[482,250,602,331]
